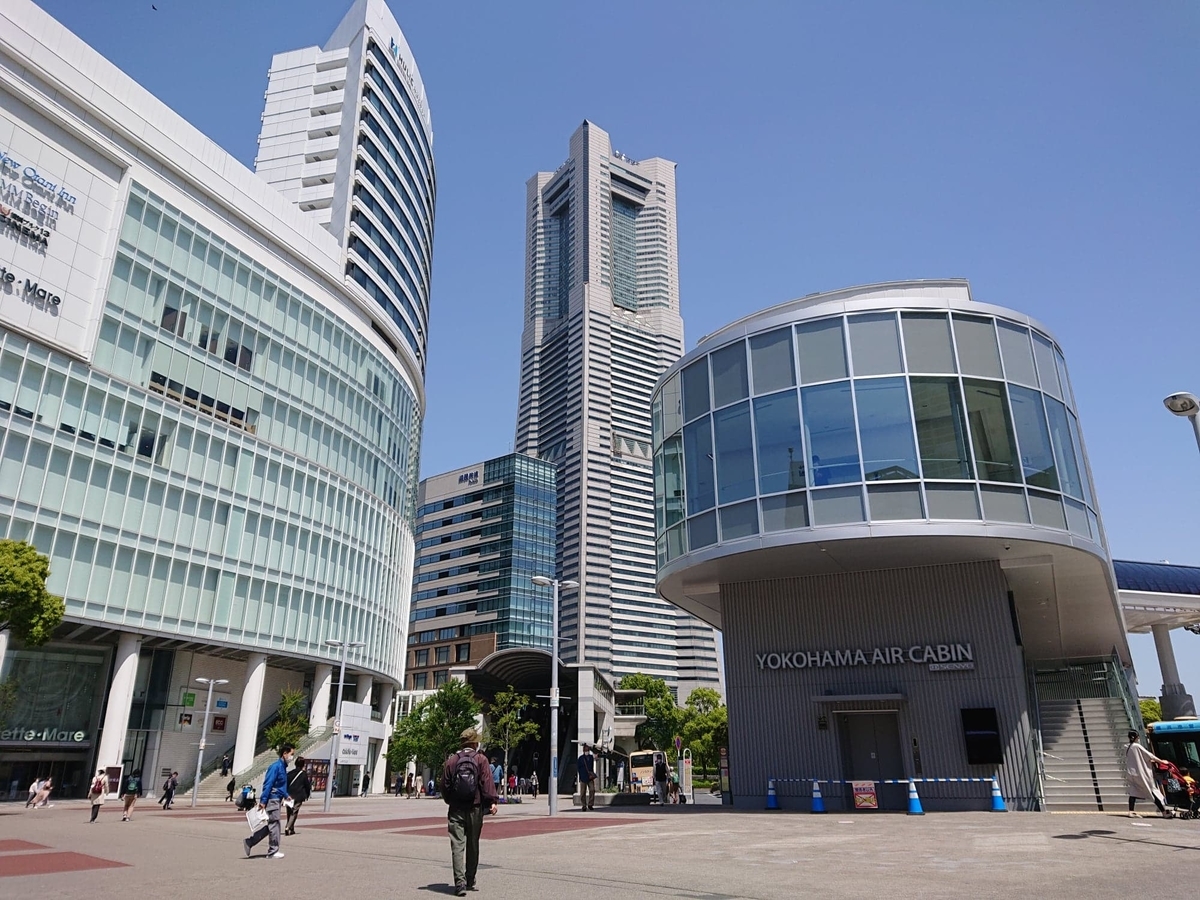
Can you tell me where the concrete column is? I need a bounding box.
[1152,624,1197,719]
[96,633,141,771]
[371,682,394,794]
[0,629,9,676]
[232,653,267,774]
[355,675,374,705]
[310,664,333,733]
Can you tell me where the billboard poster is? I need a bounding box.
[305,759,330,793]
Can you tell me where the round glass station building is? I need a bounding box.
[653,280,1137,812]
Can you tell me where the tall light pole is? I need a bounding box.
[190,676,229,808]
[1164,392,1200,454]
[323,639,365,813]
[532,575,578,817]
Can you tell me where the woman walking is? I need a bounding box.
[1126,730,1172,818]
[283,756,311,836]
[87,770,107,823]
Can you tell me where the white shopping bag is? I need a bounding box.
[246,806,268,833]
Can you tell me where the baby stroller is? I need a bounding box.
[234,784,257,811]
[1155,760,1199,820]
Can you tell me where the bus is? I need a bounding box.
[629,750,665,794]
[1148,719,1200,781]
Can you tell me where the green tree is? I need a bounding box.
[680,688,728,776]
[619,673,684,760]
[0,539,65,646]
[1139,697,1162,726]
[0,677,17,731]
[263,686,310,751]
[483,686,540,799]
[387,680,481,777]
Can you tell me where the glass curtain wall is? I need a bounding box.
[652,309,1099,564]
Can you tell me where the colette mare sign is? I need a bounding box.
[1,726,87,743]
[756,643,975,672]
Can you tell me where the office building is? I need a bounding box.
[515,121,720,698]
[406,454,556,690]
[0,0,432,798]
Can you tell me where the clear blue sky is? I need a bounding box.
[37,1,1200,698]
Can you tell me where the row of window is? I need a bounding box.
[365,43,435,189]
[411,643,471,667]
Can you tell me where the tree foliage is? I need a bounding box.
[263,686,310,751]
[617,674,729,774]
[0,540,65,647]
[1139,697,1162,726]
[483,686,540,797]
[0,677,17,731]
[388,680,481,775]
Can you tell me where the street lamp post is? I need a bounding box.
[1164,392,1200,454]
[323,639,366,813]
[190,676,229,808]
[532,574,578,817]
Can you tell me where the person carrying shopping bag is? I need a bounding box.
[243,743,293,859]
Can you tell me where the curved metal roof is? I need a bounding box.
[1114,560,1200,596]
[464,647,576,700]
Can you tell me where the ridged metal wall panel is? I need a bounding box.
[722,560,1040,810]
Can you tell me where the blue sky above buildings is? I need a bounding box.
[38,0,1200,695]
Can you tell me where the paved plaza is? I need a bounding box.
[2,795,1199,899]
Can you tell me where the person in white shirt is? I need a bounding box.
[24,778,42,808]
[1126,730,1172,818]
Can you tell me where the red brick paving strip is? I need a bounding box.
[397,816,652,840]
[0,840,50,852]
[308,816,448,831]
[0,852,128,878]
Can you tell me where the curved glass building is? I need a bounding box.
[0,0,428,799]
[653,281,1138,812]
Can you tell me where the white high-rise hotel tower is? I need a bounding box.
[516,122,720,697]
[255,0,434,385]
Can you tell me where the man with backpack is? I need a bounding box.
[159,771,179,810]
[121,770,142,821]
[441,728,498,897]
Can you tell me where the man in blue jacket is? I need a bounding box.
[244,743,294,859]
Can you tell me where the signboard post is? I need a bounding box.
[718,746,732,806]
[680,748,693,803]
[852,781,879,810]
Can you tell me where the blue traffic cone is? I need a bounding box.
[810,779,826,814]
[906,778,925,816]
[766,778,780,810]
[989,778,1007,812]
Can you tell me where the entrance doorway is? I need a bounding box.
[838,712,905,810]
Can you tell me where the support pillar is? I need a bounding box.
[232,653,267,775]
[310,664,333,733]
[372,682,394,794]
[1152,624,1196,720]
[0,629,9,676]
[355,675,374,705]
[96,633,141,771]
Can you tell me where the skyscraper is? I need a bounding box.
[255,0,434,382]
[515,121,720,698]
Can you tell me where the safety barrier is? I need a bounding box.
[765,776,1008,814]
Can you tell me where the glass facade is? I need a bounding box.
[411,454,557,651]
[653,305,1099,566]
[0,184,420,681]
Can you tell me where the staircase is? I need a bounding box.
[1039,698,1128,811]
[185,726,333,801]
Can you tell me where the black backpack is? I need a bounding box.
[448,750,478,804]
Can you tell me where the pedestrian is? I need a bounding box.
[1126,730,1172,818]
[404,772,413,798]
[654,753,670,805]
[529,771,538,800]
[362,771,370,795]
[25,776,42,808]
[491,760,503,790]
[394,772,403,797]
[220,754,231,777]
[226,775,236,802]
[442,727,498,897]
[33,777,54,808]
[121,770,142,821]
[577,744,597,811]
[159,771,179,810]
[87,770,107,823]
[283,755,310,836]
[426,777,435,797]
[243,742,293,860]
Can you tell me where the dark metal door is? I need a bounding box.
[839,713,905,810]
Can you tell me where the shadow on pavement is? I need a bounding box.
[1052,827,1200,852]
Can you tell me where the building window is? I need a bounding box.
[433,670,448,686]
[456,643,471,663]
[412,672,427,689]
[435,646,450,665]
[414,648,428,667]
